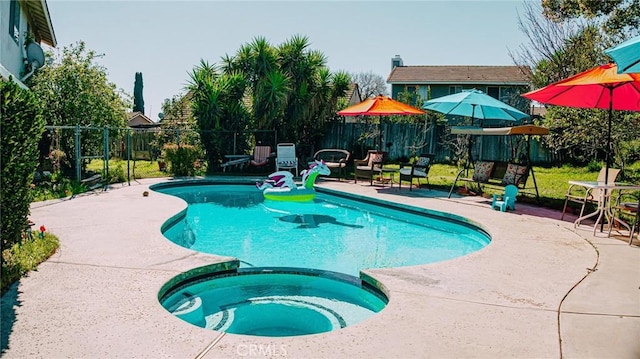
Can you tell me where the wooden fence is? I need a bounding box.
[318,122,561,164]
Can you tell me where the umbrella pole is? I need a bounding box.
[469,107,476,165]
[605,89,612,185]
[378,115,383,152]
[601,88,613,232]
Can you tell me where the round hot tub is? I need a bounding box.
[159,265,388,337]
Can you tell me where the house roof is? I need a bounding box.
[343,83,361,105]
[127,112,154,126]
[387,66,530,85]
[22,0,57,47]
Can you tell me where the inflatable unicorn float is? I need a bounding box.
[256,160,331,202]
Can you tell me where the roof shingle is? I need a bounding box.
[387,65,530,85]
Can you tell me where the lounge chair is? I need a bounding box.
[354,150,387,185]
[275,143,299,176]
[399,154,434,190]
[492,184,518,212]
[81,173,104,192]
[249,145,273,168]
[220,155,251,172]
[561,167,621,220]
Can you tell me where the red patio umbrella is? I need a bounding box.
[337,95,426,150]
[521,62,640,183]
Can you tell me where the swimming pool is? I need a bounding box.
[156,183,490,276]
[159,266,388,337]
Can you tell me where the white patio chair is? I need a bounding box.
[275,143,299,176]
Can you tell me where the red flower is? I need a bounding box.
[40,225,46,232]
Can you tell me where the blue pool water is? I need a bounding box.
[160,269,387,337]
[158,184,490,276]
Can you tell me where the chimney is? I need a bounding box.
[391,55,403,69]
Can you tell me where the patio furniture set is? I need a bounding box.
[221,144,433,190]
[561,167,639,244]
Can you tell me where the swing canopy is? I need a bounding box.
[447,124,550,202]
[450,125,549,136]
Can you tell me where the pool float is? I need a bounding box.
[256,160,331,202]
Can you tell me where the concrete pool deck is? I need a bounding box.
[1,177,638,358]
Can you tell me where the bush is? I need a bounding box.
[162,143,201,176]
[1,231,59,295]
[1,79,45,251]
[586,160,602,172]
[107,162,126,183]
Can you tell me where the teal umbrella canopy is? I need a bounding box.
[605,35,640,74]
[423,89,530,123]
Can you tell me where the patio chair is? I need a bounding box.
[249,145,273,169]
[275,143,299,176]
[561,167,621,220]
[609,192,639,244]
[354,150,387,185]
[312,149,350,180]
[399,154,434,191]
[491,184,519,212]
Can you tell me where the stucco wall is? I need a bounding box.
[0,0,33,90]
[0,1,29,82]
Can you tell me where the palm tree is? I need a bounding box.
[278,36,329,143]
[190,35,351,166]
[188,61,249,171]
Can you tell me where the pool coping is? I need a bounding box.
[2,177,639,358]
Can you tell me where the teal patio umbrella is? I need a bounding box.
[423,89,530,125]
[605,35,640,74]
[423,89,530,161]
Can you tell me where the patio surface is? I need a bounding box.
[1,177,639,358]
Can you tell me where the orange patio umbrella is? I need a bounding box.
[337,95,426,150]
[521,62,640,183]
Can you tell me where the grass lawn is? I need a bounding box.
[377,162,640,210]
[86,159,170,179]
[1,232,59,294]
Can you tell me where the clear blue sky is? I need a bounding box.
[47,0,532,121]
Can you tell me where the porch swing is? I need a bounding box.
[447,124,549,201]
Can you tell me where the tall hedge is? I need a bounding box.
[133,72,144,113]
[1,79,45,250]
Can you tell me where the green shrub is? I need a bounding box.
[107,162,126,183]
[162,143,200,176]
[1,79,45,251]
[586,160,602,172]
[1,231,59,295]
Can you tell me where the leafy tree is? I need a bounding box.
[153,93,200,159]
[511,2,606,87]
[29,41,130,176]
[350,71,388,100]
[133,72,144,113]
[1,79,45,250]
[511,2,640,167]
[542,0,640,40]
